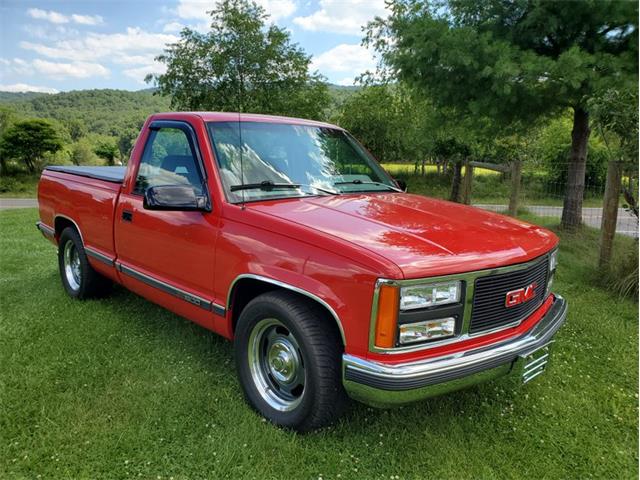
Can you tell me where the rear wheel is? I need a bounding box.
[234,291,348,432]
[58,227,111,299]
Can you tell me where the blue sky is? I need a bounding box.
[0,0,386,93]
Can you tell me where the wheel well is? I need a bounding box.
[229,278,345,347]
[54,217,77,243]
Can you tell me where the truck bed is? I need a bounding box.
[45,166,126,184]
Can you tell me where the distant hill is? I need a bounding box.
[0,91,51,102]
[0,84,360,135]
[0,89,172,136]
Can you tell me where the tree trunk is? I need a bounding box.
[421,157,426,176]
[599,160,622,268]
[450,159,463,203]
[461,159,473,205]
[561,107,590,230]
[508,160,523,216]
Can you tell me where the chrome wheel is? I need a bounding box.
[63,240,81,291]
[248,318,306,412]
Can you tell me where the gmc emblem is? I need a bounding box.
[505,282,537,308]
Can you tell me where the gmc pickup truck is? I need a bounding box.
[37,112,567,432]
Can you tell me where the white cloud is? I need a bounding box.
[123,63,167,84]
[175,0,296,22]
[293,0,387,35]
[70,14,104,26]
[20,28,178,64]
[31,59,109,79]
[336,77,356,86]
[311,43,376,74]
[27,8,104,26]
[2,57,109,79]
[27,8,68,24]
[0,83,59,93]
[163,21,185,33]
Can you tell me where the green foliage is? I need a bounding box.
[70,140,99,166]
[94,138,120,165]
[64,118,88,141]
[531,113,609,187]
[368,0,638,121]
[149,0,329,119]
[334,85,432,163]
[2,89,169,137]
[589,88,639,168]
[0,119,64,173]
[602,243,639,300]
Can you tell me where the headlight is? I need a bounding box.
[549,249,558,272]
[547,249,558,295]
[400,280,461,310]
[398,317,456,344]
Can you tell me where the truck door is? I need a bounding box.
[114,120,224,330]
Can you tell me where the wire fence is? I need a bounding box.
[392,161,640,239]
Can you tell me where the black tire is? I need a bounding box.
[234,290,348,432]
[58,227,111,299]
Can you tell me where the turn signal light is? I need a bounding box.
[374,284,399,348]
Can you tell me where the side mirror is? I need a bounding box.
[395,179,407,192]
[143,185,210,211]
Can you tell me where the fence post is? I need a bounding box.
[461,160,473,205]
[599,160,622,268]
[508,160,522,216]
[450,159,463,202]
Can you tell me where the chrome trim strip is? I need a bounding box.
[53,214,84,245]
[369,252,554,354]
[118,262,225,316]
[85,247,115,267]
[343,295,566,403]
[227,274,346,345]
[36,221,55,238]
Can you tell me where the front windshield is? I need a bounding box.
[207,121,397,203]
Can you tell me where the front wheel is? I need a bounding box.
[234,291,348,432]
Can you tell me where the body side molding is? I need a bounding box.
[117,262,225,316]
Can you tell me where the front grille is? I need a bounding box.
[469,256,549,335]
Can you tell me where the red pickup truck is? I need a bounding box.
[37,112,567,432]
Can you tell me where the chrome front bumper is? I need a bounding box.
[342,294,568,407]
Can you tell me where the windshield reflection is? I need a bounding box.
[207,121,396,203]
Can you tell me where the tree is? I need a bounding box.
[367,0,638,229]
[94,140,120,166]
[70,140,97,166]
[0,106,18,174]
[589,88,639,267]
[64,119,88,141]
[0,119,63,173]
[148,0,329,119]
[335,85,432,164]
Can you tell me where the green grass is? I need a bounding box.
[1,208,637,479]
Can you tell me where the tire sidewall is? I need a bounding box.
[58,228,89,299]
[234,297,326,430]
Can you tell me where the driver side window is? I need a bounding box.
[134,127,203,195]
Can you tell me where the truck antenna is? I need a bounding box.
[237,38,246,210]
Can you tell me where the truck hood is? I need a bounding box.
[249,193,558,278]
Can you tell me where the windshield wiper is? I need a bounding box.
[230,180,340,195]
[333,179,403,192]
[230,180,301,192]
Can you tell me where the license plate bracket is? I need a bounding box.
[519,341,553,384]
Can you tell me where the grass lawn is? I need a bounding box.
[1,208,637,479]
